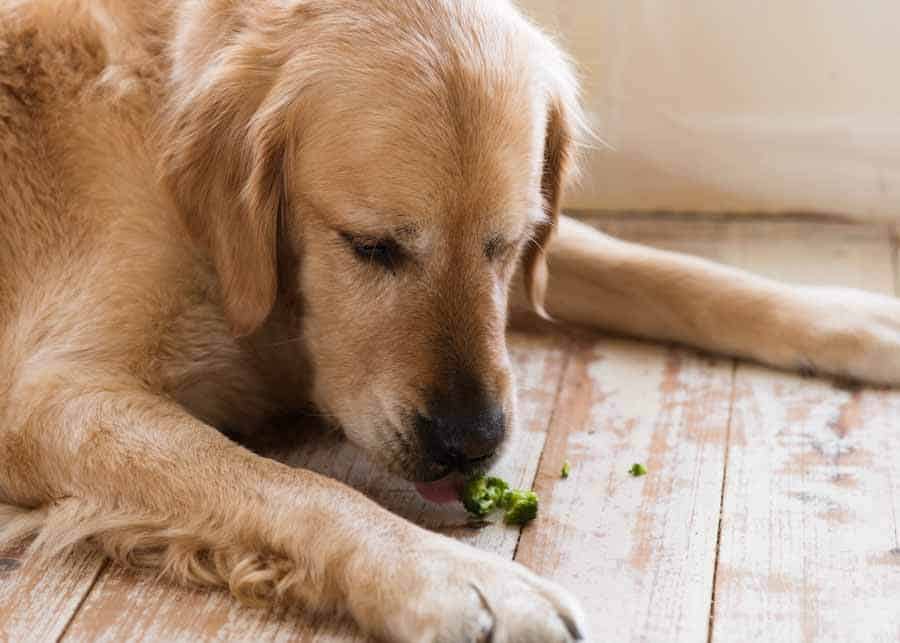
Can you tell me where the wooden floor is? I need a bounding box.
[2,214,899,642]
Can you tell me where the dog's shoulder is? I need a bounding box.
[0,2,108,115]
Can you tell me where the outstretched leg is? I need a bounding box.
[0,367,586,642]
[520,215,900,385]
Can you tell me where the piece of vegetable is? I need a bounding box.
[461,475,509,516]
[629,463,647,477]
[500,489,539,525]
[460,474,539,525]
[561,461,571,478]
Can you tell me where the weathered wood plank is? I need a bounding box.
[708,222,900,643]
[513,216,766,642]
[61,329,571,642]
[61,562,362,643]
[514,335,734,642]
[0,542,105,643]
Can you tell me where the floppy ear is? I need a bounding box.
[522,96,577,319]
[160,61,289,336]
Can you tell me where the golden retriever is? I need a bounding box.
[2,0,899,641]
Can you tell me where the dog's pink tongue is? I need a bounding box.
[415,476,464,504]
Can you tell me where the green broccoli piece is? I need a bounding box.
[461,475,509,516]
[629,463,647,477]
[561,461,571,478]
[500,489,538,525]
[460,474,539,525]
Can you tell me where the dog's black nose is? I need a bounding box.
[416,388,506,471]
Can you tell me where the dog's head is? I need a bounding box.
[162,0,582,483]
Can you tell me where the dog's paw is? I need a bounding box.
[780,286,900,385]
[353,536,588,643]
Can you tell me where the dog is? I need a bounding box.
[2,0,899,641]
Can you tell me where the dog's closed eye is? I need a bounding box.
[341,232,406,272]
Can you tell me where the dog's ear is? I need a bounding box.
[522,94,578,319]
[160,58,291,336]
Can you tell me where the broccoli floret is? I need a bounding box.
[461,475,509,516]
[500,489,538,525]
[561,461,571,478]
[629,463,647,477]
[460,475,539,525]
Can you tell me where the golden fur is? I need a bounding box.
[2,0,900,640]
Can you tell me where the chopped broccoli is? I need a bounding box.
[461,475,509,516]
[500,489,538,525]
[561,461,571,478]
[629,463,647,477]
[460,474,539,525]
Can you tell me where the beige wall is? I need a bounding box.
[518,1,900,219]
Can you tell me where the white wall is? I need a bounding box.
[519,1,900,219]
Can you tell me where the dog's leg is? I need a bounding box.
[0,372,586,642]
[521,215,900,385]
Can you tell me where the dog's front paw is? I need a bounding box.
[350,534,587,643]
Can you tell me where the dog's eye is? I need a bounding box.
[342,233,403,272]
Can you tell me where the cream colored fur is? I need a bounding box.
[1,1,898,642]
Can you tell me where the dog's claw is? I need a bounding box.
[560,611,583,641]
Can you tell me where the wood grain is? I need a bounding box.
[513,216,772,642]
[0,543,105,643]
[706,221,900,643]
[61,329,571,642]
[515,334,735,642]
